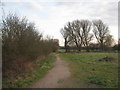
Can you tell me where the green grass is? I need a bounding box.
[3,54,56,88]
[60,53,118,88]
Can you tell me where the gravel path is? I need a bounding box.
[31,54,70,88]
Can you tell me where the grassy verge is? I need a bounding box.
[60,53,118,88]
[3,54,56,88]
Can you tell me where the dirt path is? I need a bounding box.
[31,54,71,88]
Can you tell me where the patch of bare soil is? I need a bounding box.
[31,54,71,88]
[99,56,118,62]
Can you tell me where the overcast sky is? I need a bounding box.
[1,0,119,46]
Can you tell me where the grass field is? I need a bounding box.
[60,52,118,88]
[3,54,56,88]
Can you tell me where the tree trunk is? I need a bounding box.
[65,38,68,53]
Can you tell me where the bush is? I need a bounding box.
[1,13,58,77]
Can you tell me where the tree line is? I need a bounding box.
[1,13,59,77]
[60,19,114,52]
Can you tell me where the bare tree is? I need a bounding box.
[80,20,93,52]
[61,19,113,52]
[71,20,83,51]
[93,19,109,51]
[64,21,82,51]
[61,20,93,52]
[60,26,72,52]
[66,20,93,52]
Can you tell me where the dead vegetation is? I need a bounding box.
[99,56,118,62]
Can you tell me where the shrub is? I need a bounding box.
[1,13,58,77]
